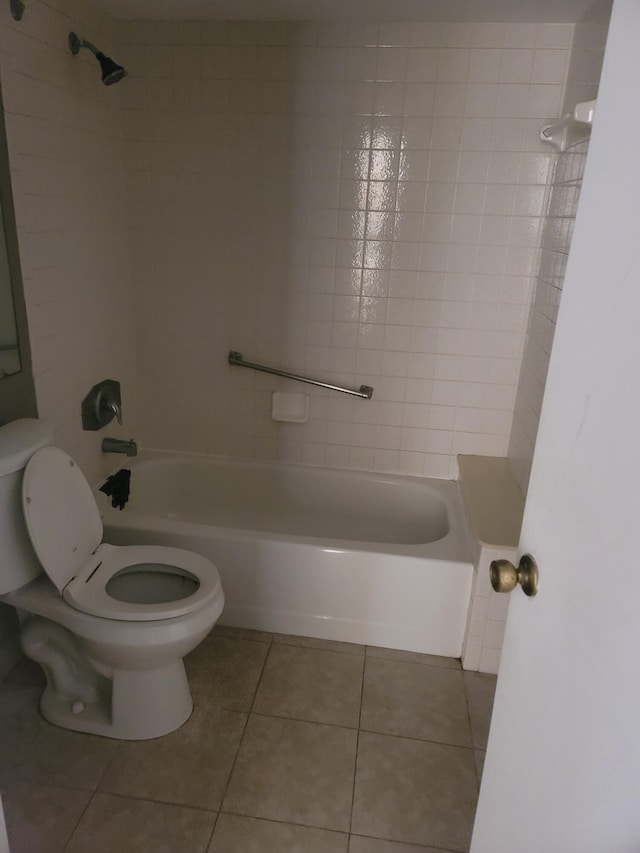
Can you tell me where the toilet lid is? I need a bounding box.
[22,447,103,593]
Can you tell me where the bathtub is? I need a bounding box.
[98,452,474,657]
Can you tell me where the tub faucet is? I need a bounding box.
[102,437,137,457]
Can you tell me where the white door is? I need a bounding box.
[471,1,640,850]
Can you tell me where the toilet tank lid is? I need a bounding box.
[0,419,53,477]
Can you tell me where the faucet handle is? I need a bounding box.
[104,399,122,426]
[82,379,123,431]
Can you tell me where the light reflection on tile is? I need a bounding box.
[363,239,392,269]
[366,181,397,212]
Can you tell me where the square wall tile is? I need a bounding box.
[1,15,574,481]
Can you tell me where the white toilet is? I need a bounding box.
[0,418,225,740]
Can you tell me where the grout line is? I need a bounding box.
[462,672,482,792]
[357,726,475,752]
[61,792,95,853]
[348,650,366,837]
[349,828,462,852]
[213,809,350,838]
[64,788,220,814]
[203,811,219,853]
[365,646,463,670]
[274,637,366,657]
[212,633,274,820]
[58,787,221,853]
[247,709,359,732]
[63,735,128,850]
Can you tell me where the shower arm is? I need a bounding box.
[69,33,99,58]
[79,38,99,56]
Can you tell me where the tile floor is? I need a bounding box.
[0,626,497,853]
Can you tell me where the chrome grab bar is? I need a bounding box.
[228,351,374,399]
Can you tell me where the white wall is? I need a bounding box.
[122,21,572,478]
[0,0,139,485]
[462,543,514,673]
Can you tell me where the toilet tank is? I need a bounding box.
[0,419,52,595]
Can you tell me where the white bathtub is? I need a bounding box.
[98,452,474,657]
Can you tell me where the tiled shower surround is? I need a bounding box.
[508,20,608,494]
[0,2,137,484]
[121,20,572,477]
[0,3,601,483]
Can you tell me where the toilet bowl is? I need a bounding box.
[0,421,225,740]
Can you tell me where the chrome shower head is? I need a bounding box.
[68,32,127,86]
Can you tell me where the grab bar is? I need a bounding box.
[228,351,374,399]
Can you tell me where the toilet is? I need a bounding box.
[0,418,225,740]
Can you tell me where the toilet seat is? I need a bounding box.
[22,447,223,622]
[64,542,222,621]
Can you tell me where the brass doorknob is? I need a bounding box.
[490,554,538,597]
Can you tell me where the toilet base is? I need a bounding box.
[39,660,193,740]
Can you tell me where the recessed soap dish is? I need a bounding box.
[272,392,309,423]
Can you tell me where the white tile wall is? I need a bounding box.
[121,21,572,475]
[508,19,609,495]
[0,0,139,484]
[0,7,606,494]
[462,545,515,674]
[461,13,610,677]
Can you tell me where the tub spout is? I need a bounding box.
[102,437,137,456]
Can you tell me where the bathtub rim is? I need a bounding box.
[97,449,474,565]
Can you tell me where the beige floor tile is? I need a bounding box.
[474,749,486,784]
[462,672,497,750]
[0,684,119,789]
[184,635,270,711]
[99,704,246,810]
[349,836,451,852]
[274,633,366,656]
[2,780,91,853]
[208,813,349,852]
[365,646,461,670]
[65,793,215,853]
[253,644,364,728]
[4,657,45,687]
[223,714,357,832]
[352,731,477,852]
[213,625,274,643]
[0,630,483,853]
[361,658,472,747]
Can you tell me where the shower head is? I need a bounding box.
[95,52,127,86]
[68,32,127,86]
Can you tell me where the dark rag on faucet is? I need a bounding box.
[99,468,131,510]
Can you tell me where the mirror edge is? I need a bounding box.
[0,72,37,425]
